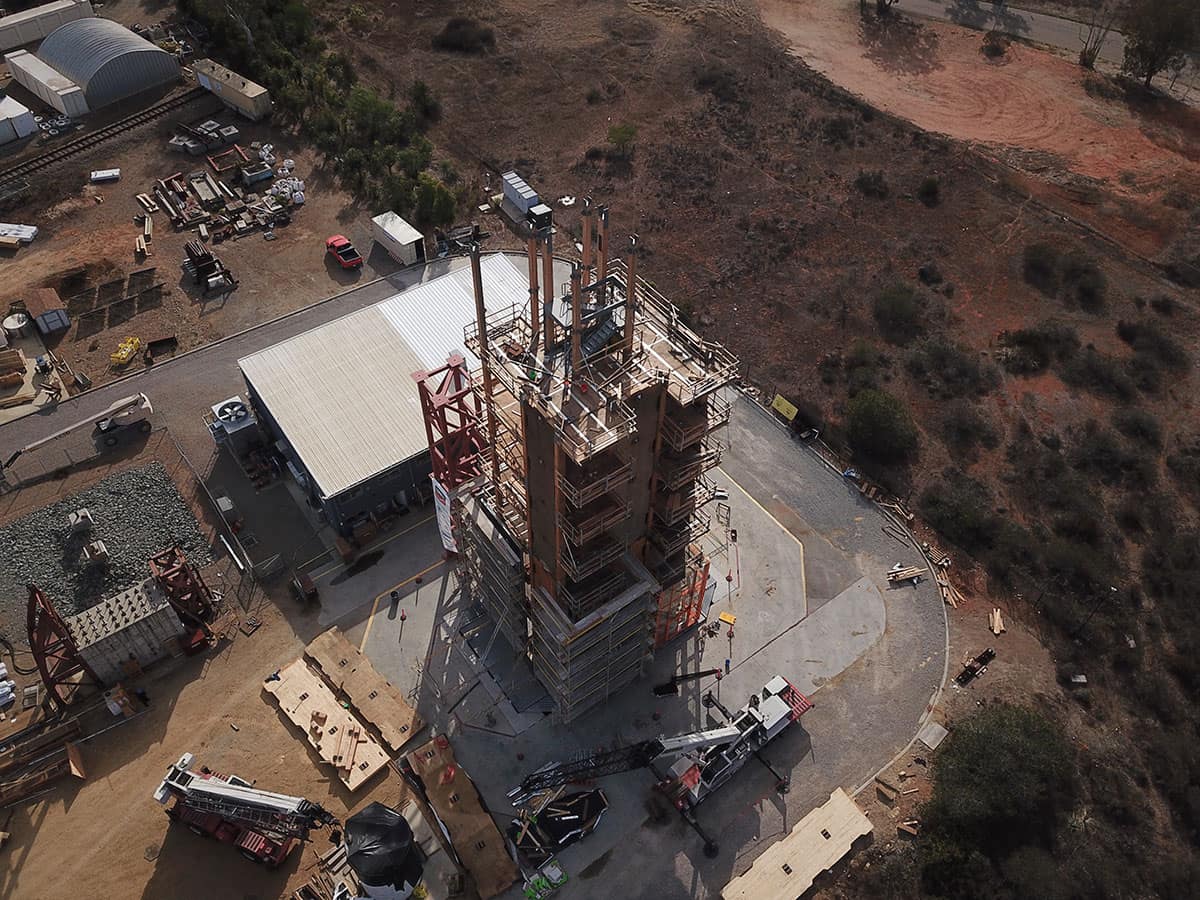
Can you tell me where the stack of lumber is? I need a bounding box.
[262,659,389,791]
[989,608,1006,635]
[406,736,518,899]
[305,627,423,753]
[887,565,924,584]
[936,575,967,609]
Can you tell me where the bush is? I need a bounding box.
[872,283,924,345]
[939,401,1000,454]
[1061,252,1107,312]
[607,123,638,158]
[907,339,996,398]
[1023,243,1061,294]
[432,17,495,53]
[1070,421,1155,488]
[1150,294,1177,316]
[820,115,855,145]
[919,474,995,553]
[694,64,739,103]
[414,173,456,227]
[844,340,884,395]
[847,389,918,464]
[1112,408,1163,449]
[585,87,603,104]
[1116,319,1190,372]
[855,169,889,199]
[1000,321,1079,374]
[1062,349,1136,401]
[409,80,441,123]
[924,705,1076,852]
[917,175,941,207]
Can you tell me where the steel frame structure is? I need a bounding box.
[26,584,98,711]
[413,353,486,491]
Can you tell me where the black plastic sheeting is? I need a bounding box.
[508,790,608,866]
[345,802,424,889]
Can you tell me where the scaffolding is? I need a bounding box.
[432,203,736,722]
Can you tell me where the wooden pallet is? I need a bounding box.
[887,565,924,584]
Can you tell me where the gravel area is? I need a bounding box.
[0,463,212,617]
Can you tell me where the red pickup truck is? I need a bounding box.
[325,234,363,269]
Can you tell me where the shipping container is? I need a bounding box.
[192,58,272,121]
[0,0,94,53]
[4,49,88,117]
[502,171,538,214]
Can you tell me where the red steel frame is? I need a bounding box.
[413,354,485,491]
[148,546,215,626]
[26,584,98,711]
[653,556,711,648]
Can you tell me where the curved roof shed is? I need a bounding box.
[37,18,179,109]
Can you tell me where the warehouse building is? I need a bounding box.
[32,18,179,110]
[238,253,560,535]
[5,48,88,117]
[0,0,94,53]
[0,94,37,145]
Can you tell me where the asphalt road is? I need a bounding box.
[902,0,1198,86]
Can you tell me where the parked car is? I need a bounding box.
[325,234,363,269]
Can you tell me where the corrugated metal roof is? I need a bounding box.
[238,254,531,500]
[37,18,178,107]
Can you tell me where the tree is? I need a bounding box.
[607,123,638,158]
[1078,2,1117,70]
[415,173,456,228]
[1121,0,1198,88]
[847,389,918,464]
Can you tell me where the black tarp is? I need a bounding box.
[345,802,424,889]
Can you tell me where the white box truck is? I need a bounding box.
[371,212,425,267]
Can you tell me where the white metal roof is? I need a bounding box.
[238,253,531,500]
[0,95,33,121]
[5,49,78,94]
[371,211,422,246]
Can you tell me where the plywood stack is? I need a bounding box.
[722,788,872,900]
[406,736,518,900]
[305,627,423,753]
[262,659,389,791]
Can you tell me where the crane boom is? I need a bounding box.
[3,393,152,470]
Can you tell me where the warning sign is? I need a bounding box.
[771,394,798,422]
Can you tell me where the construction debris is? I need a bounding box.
[0,223,37,243]
[508,789,608,866]
[887,564,924,584]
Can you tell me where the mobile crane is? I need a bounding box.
[511,674,812,856]
[153,752,337,867]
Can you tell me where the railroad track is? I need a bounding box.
[0,87,209,186]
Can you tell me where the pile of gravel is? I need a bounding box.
[0,463,212,618]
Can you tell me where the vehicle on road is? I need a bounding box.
[326,234,363,269]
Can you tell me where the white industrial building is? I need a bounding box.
[0,94,37,145]
[5,48,87,116]
[0,0,93,53]
[238,253,555,534]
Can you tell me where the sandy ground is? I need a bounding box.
[756,0,1200,202]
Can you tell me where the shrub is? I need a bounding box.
[432,17,495,53]
[585,87,603,104]
[414,173,456,227]
[924,705,1076,852]
[409,80,441,123]
[917,175,941,207]
[1062,252,1107,312]
[1000,321,1079,374]
[607,123,638,157]
[920,474,995,553]
[1112,408,1162,449]
[855,169,889,199]
[1116,320,1190,372]
[873,283,924,345]
[1023,243,1061,294]
[907,339,996,398]
[1150,294,1176,316]
[1062,349,1136,401]
[820,115,854,145]
[694,64,739,103]
[847,389,918,464]
[939,401,1000,453]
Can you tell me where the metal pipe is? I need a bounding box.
[541,226,555,353]
[526,230,541,351]
[624,234,639,362]
[470,243,504,502]
[581,197,594,279]
[570,263,583,373]
[596,206,610,287]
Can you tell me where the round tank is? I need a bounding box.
[2,311,32,339]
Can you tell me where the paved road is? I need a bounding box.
[902,0,1198,86]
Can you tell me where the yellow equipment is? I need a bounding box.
[110,337,141,366]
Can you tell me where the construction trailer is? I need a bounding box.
[0,0,94,53]
[191,58,272,121]
[4,49,88,118]
[440,200,737,722]
[371,211,425,266]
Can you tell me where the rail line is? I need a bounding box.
[0,87,209,186]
